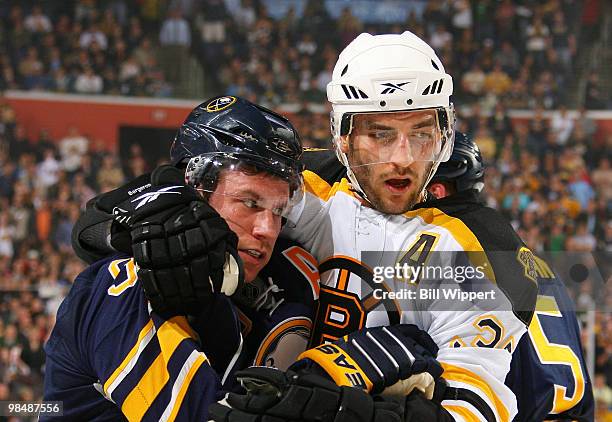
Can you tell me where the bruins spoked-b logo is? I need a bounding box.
[517,246,538,283]
[206,96,237,112]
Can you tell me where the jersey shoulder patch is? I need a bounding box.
[427,198,538,326]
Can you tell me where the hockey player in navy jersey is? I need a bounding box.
[43,97,315,420]
[427,132,594,421]
[48,96,441,421]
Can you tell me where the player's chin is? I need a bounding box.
[239,252,268,283]
[242,264,260,284]
[375,187,417,214]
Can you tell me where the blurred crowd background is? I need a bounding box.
[0,0,610,419]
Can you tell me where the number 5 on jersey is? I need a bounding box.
[529,295,586,415]
[107,258,139,296]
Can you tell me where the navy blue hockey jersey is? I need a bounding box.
[43,239,319,421]
[193,239,319,391]
[43,255,221,421]
[506,256,594,421]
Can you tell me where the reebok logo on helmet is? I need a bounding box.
[380,81,410,94]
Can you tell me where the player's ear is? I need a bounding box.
[427,182,445,199]
[339,136,350,154]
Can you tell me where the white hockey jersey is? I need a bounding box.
[283,150,538,422]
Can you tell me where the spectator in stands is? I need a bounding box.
[483,62,512,98]
[159,9,191,46]
[592,158,612,202]
[232,0,256,29]
[461,62,485,101]
[58,126,89,176]
[526,15,550,70]
[585,71,606,109]
[118,55,140,82]
[53,204,79,254]
[495,41,520,76]
[337,6,362,47]
[158,8,191,84]
[450,0,472,33]
[568,172,595,210]
[18,47,45,90]
[550,105,575,146]
[96,154,124,191]
[74,65,104,94]
[24,5,52,33]
[0,212,15,259]
[8,125,30,162]
[79,22,108,50]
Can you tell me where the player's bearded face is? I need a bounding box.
[208,170,290,282]
[344,110,440,214]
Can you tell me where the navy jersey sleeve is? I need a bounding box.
[506,257,594,422]
[44,255,225,422]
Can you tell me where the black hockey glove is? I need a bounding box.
[208,366,405,422]
[296,324,443,395]
[83,165,244,315]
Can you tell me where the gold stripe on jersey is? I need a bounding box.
[157,316,197,361]
[122,353,169,421]
[403,207,496,282]
[165,351,208,422]
[303,170,355,201]
[441,362,510,422]
[444,404,482,422]
[121,316,199,421]
[104,319,155,400]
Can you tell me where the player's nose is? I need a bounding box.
[389,135,415,165]
[251,209,280,241]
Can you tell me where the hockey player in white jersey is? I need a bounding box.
[211,32,538,422]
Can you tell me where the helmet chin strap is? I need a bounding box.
[334,146,370,203]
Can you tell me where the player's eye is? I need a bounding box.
[411,131,433,141]
[369,130,396,143]
[272,206,285,217]
[242,198,259,209]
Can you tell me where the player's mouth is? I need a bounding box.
[239,248,266,265]
[384,177,412,193]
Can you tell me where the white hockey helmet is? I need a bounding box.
[327,31,456,199]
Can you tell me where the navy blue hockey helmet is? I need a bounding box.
[430,131,484,193]
[171,95,304,196]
